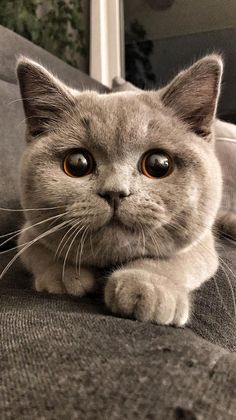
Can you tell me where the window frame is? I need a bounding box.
[89,0,124,87]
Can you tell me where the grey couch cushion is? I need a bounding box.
[216,140,236,212]
[0,80,25,235]
[1,271,236,420]
[0,25,108,93]
[215,120,236,213]
[191,238,236,350]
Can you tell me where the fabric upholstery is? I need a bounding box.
[0,80,25,235]
[1,244,236,420]
[215,120,236,213]
[0,25,108,93]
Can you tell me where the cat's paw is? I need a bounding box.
[104,268,190,326]
[35,266,66,294]
[35,265,95,297]
[62,266,95,297]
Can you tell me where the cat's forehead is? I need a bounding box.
[44,89,199,162]
[68,90,171,156]
[75,90,157,122]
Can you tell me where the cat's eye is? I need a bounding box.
[63,149,94,177]
[140,150,174,179]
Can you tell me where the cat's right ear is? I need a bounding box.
[160,55,223,139]
[16,57,75,140]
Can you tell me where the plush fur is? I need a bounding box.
[16,55,223,326]
[112,75,236,242]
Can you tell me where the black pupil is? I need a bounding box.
[145,153,170,177]
[67,153,90,176]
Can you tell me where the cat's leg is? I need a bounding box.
[105,233,218,326]
[18,223,96,296]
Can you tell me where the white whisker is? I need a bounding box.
[76,226,89,276]
[0,210,71,248]
[62,222,86,283]
[0,205,66,212]
[0,220,69,280]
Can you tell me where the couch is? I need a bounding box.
[0,25,236,420]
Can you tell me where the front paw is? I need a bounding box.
[35,265,95,297]
[35,265,66,294]
[62,266,95,297]
[104,269,190,326]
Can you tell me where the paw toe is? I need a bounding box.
[105,269,155,321]
[64,267,95,296]
[105,270,190,327]
[173,292,190,326]
[153,286,176,325]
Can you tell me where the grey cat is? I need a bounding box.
[16,54,223,326]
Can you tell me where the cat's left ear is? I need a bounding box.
[17,57,75,140]
[160,55,223,139]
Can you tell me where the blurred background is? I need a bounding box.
[1,0,236,121]
[0,0,90,72]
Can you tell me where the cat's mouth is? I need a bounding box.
[107,213,125,228]
[106,212,135,232]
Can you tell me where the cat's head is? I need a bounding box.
[17,55,223,267]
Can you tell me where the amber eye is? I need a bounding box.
[63,149,94,177]
[140,150,174,179]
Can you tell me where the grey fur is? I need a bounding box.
[112,74,236,240]
[16,55,223,326]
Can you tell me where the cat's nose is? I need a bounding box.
[98,190,130,210]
